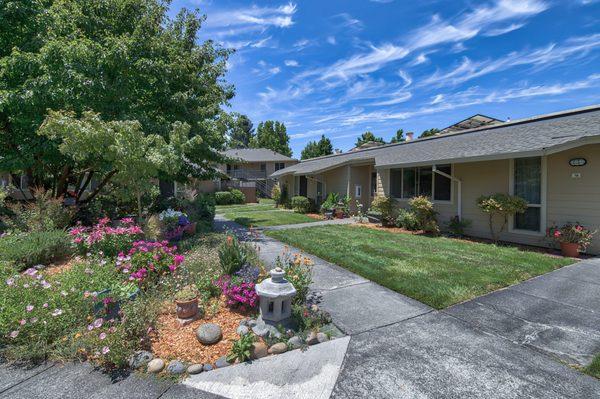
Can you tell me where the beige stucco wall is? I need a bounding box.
[377,144,600,254]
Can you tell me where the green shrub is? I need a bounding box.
[230,189,246,204]
[179,189,216,223]
[0,230,72,271]
[320,193,339,213]
[227,333,255,363]
[291,196,311,214]
[218,234,248,275]
[476,193,528,241]
[276,251,313,304]
[215,191,233,205]
[396,209,420,230]
[3,187,73,232]
[271,185,281,207]
[408,196,439,234]
[446,216,472,236]
[370,195,396,226]
[292,303,332,332]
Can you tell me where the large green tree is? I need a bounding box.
[355,131,385,147]
[301,135,333,160]
[229,113,254,148]
[0,0,233,202]
[251,120,292,157]
[420,128,441,138]
[390,129,405,143]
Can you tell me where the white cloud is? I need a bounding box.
[422,33,600,87]
[483,22,526,36]
[397,70,412,87]
[431,94,444,104]
[269,67,281,75]
[370,91,413,106]
[284,60,299,67]
[332,13,363,29]
[206,2,297,35]
[318,44,409,80]
[327,36,337,45]
[409,53,429,66]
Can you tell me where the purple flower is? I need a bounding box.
[101,346,110,355]
[93,318,103,328]
[87,324,94,331]
[6,278,15,286]
[99,332,107,340]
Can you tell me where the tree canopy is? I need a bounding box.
[229,114,254,148]
[355,131,385,147]
[301,135,333,160]
[251,120,292,157]
[390,129,405,143]
[420,128,441,138]
[0,0,233,203]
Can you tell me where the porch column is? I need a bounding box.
[346,165,351,198]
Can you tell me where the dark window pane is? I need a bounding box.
[260,163,266,171]
[434,165,451,201]
[371,172,377,196]
[418,167,432,197]
[402,169,416,198]
[514,157,541,204]
[515,207,540,231]
[390,169,402,198]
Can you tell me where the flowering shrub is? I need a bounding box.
[218,234,248,275]
[547,222,596,247]
[292,303,332,332]
[117,241,183,288]
[215,275,258,311]
[70,217,143,258]
[275,251,313,304]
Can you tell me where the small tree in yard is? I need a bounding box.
[477,194,528,242]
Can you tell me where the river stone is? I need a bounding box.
[306,332,319,345]
[268,342,288,355]
[147,358,165,373]
[128,350,153,369]
[215,355,232,369]
[248,319,257,327]
[187,364,204,374]
[236,325,249,336]
[196,323,222,345]
[251,342,269,359]
[203,364,213,372]
[317,332,329,343]
[166,360,186,375]
[288,336,304,349]
[252,320,281,339]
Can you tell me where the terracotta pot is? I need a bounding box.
[175,297,199,319]
[335,209,345,219]
[184,222,197,236]
[560,242,580,258]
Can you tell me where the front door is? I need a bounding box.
[299,176,308,197]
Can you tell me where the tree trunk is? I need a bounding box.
[79,170,117,205]
[56,165,70,198]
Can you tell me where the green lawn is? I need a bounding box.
[266,225,574,309]
[216,200,317,227]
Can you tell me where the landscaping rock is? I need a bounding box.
[147,358,165,373]
[239,318,249,327]
[306,332,319,345]
[203,364,213,372]
[288,336,304,349]
[236,325,249,336]
[166,360,186,375]
[252,319,281,339]
[215,355,232,369]
[128,350,153,369]
[317,332,329,343]
[268,342,288,355]
[196,323,222,345]
[187,364,204,375]
[251,342,269,359]
[247,319,257,328]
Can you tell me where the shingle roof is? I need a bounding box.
[271,105,600,178]
[221,148,297,163]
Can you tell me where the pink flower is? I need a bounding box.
[43,303,48,308]
[93,318,103,328]
[99,332,107,340]
[5,278,15,286]
[26,305,34,312]
[87,324,94,331]
[10,330,19,339]
[19,319,26,326]
[51,309,63,317]
[101,346,110,355]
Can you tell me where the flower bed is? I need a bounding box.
[70,217,143,258]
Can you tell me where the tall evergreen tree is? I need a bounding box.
[355,131,385,147]
[229,114,254,148]
[252,120,292,157]
[301,135,333,160]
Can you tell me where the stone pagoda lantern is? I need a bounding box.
[255,267,296,324]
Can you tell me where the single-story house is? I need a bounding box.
[271,104,600,254]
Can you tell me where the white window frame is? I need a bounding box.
[390,164,454,204]
[508,156,547,236]
[355,184,362,198]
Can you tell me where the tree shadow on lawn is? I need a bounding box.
[232,217,268,227]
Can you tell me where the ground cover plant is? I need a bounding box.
[0,230,72,271]
[266,224,574,309]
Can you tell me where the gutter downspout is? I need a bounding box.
[432,165,462,220]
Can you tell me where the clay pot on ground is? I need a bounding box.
[175,297,199,319]
[560,242,580,258]
[335,208,345,219]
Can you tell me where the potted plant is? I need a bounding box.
[547,222,596,258]
[174,285,199,319]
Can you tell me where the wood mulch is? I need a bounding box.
[150,297,251,365]
[43,257,79,276]
[307,213,325,220]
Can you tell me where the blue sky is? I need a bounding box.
[170,0,600,157]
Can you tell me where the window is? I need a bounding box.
[513,157,542,232]
[355,185,362,198]
[371,172,377,197]
[274,162,285,171]
[390,165,452,202]
[260,163,266,172]
[434,165,452,201]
